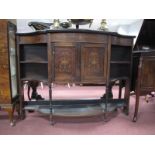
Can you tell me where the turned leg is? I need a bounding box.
[49,83,55,125]
[19,99,26,120]
[20,109,26,120]
[123,80,130,115]
[19,81,25,120]
[118,85,122,99]
[118,80,124,99]
[133,57,142,122]
[133,90,140,122]
[15,101,20,119]
[101,81,115,99]
[102,82,114,122]
[50,112,55,126]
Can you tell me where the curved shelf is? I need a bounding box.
[23,99,126,117]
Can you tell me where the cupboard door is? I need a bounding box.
[81,43,107,83]
[53,43,77,83]
[141,57,155,89]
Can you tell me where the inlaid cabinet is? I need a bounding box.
[16,30,134,124]
[132,51,155,121]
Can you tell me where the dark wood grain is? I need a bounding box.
[133,53,155,121]
[111,36,133,46]
[17,29,134,121]
[19,34,47,44]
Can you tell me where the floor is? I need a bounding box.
[0,85,155,135]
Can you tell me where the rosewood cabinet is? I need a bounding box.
[16,29,134,124]
[132,51,155,121]
[0,20,19,126]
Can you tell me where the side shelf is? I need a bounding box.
[19,44,48,81]
[110,45,132,79]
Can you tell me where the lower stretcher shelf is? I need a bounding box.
[24,99,126,117]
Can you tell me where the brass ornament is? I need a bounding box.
[99,19,108,31]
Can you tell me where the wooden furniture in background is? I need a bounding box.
[16,29,134,124]
[131,19,155,122]
[133,51,155,122]
[0,19,19,126]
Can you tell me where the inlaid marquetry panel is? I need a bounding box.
[53,43,77,82]
[81,43,107,83]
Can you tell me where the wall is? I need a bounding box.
[128,19,143,44]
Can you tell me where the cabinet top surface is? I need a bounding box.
[16,29,135,38]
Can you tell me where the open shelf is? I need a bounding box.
[19,44,47,62]
[20,63,48,81]
[110,63,130,79]
[19,43,48,81]
[110,45,131,80]
[111,45,131,61]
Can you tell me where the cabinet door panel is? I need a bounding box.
[141,57,155,89]
[53,43,77,83]
[81,43,107,83]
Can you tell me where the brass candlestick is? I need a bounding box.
[99,19,108,31]
[53,19,60,29]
